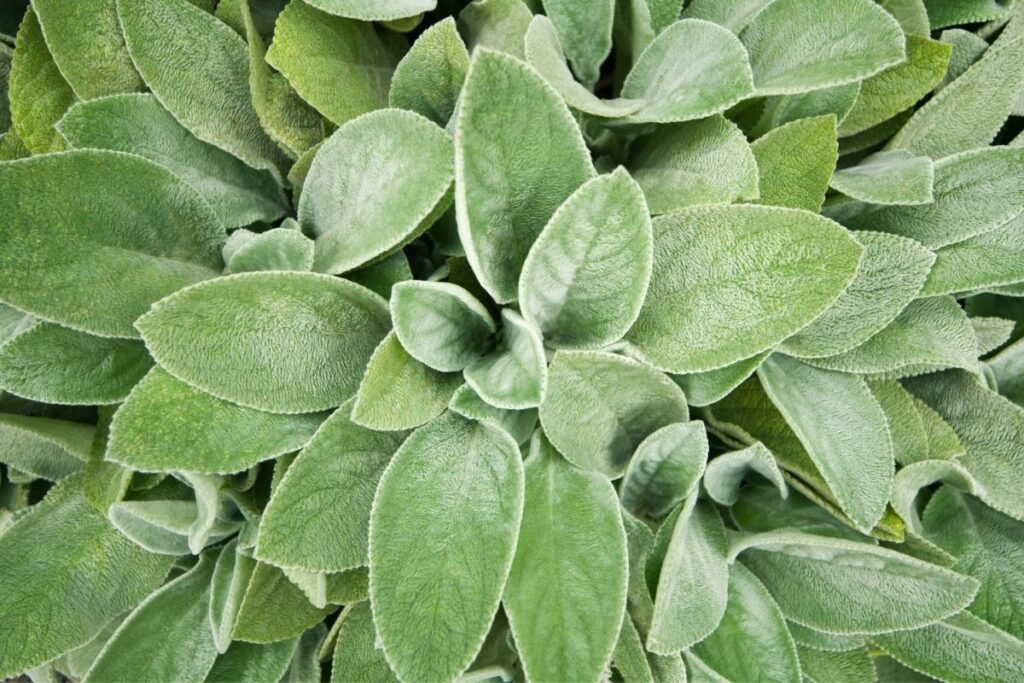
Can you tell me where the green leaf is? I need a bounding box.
[730,530,979,634]
[867,379,931,465]
[266,0,400,125]
[989,336,1024,407]
[924,211,1024,296]
[448,383,539,445]
[758,354,894,531]
[752,82,862,138]
[838,35,952,137]
[58,94,288,229]
[797,646,876,683]
[804,297,979,377]
[31,0,143,98]
[84,553,218,683]
[136,272,391,413]
[923,0,1013,29]
[829,151,935,206]
[299,109,453,275]
[843,147,1024,249]
[788,622,865,653]
[108,368,324,474]
[210,538,256,654]
[9,8,76,153]
[627,205,863,373]
[740,0,905,95]
[108,500,214,555]
[682,0,776,33]
[206,639,298,683]
[703,441,788,507]
[390,280,495,373]
[873,611,1024,683]
[224,228,314,273]
[923,486,1024,641]
[691,563,801,682]
[305,0,434,20]
[519,168,652,348]
[620,421,708,519]
[369,412,524,682]
[750,114,838,212]
[627,115,759,213]
[118,0,285,172]
[233,562,333,644]
[352,331,462,431]
[503,433,628,683]
[971,316,1015,356]
[0,479,172,678]
[621,19,754,123]
[347,251,413,300]
[672,352,769,408]
[937,28,990,90]
[0,321,153,405]
[540,0,614,87]
[331,602,397,683]
[647,494,729,653]
[256,404,405,572]
[389,18,469,126]
[890,459,978,534]
[781,231,935,359]
[879,0,931,33]
[888,37,1024,159]
[524,16,642,118]
[455,48,594,303]
[457,0,533,59]
[540,350,688,478]
[0,150,224,339]
[905,370,1024,522]
[0,413,92,481]
[464,309,546,409]
[611,616,654,683]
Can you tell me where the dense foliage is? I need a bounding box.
[1,0,1023,681]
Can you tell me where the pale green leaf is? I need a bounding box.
[691,563,801,683]
[879,0,931,33]
[209,539,255,653]
[299,109,454,275]
[369,412,524,682]
[703,442,787,507]
[728,481,869,542]
[829,151,935,206]
[843,146,1024,249]
[331,602,397,683]
[788,622,865,653]
[118,0,285,172]
[923,211,1024,296]
[910,390,965,460]
[457,0,533,59]
[937,28,989,90]
[989,336,1024,406]
[503,434,628,683]
[31,0,143,98]
[730,530,979,634]
[206,638,298,683]
[797,646,876,683]
[85,553,218,683]
[233,562,332,644]
[305,0,434,20]
[519,168,652,348]
[971,316,1015,356]
[0,321,152,405]
[621,19,754,123]
[805,297,979,377]
[781,231,935,359]
[352,331,462,431]
[455,48,594,303]
[108,368,324,474]
[224,228,314,273]
[0,413,92,481]
[740,0,905,95]
[620,421,707,519]
[749,114,838,212]
[867,379,931,465]
[758,354,894,531]
[448,383,539,445]
[647,494,728,653]
[465,309,546,409]
[627,205,863,373]
[256,405,405,572]
[108,500,198,556]
[682,0,775,32]
[389,18,469,125]
[838,35,952,137]
[752,82,862,138]
[611,616,654,683]
[873,611,1024,683]
[266,0,400,125]
[891,460,978,534]
[540,350,688,478]
[9,8,75,153]
[541,0,615,87]
[58,94,288,229]
[672,352,769,408]
[923,0,1013,29]
[524,16,642,118]
[347,251,413,300]
[0,150,224,339]
[390,280,495,373]
[628,115,759,213]
[136,272,390,414]
[282,624,328,683]
[888,36,1024,158]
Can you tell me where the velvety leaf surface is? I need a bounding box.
[829,151,935,206]
[682,0,775,32]
[703,441,787,507]
[620,421,707,519]
[923,211,1024,296]
[540,350,688,478]
[519,168,653,349]
[448,383,539,446]
[455,48,594,303]
[331,602,397,683]
[627,205,863,373]
[0,150,224,339]
[369,412,523,682]
[540,0,614,87]
[299,109,454,275]
[749,115,838,212]
[673,352,769,408]
[389,18,469,125]
[464,309,547,409]
[457,0,533,59]
[798,646,876,683]
[0,412,91,481]
[136,272,390,413]
[232,562,332,644]
[503,434,628,683]
[223,228,314,274]
[205,638,298,683]
[108,368,324,474]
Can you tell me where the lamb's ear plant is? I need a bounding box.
[1,0,1024,681]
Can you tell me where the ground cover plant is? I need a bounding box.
[0,0,1023,681]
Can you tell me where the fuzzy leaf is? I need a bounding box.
[673,352,769,408]
[224,228,314,274]
[465,309,547,409]
[232,562,332,644]
[0,412,91,481]
[924,211,1024,296]
[703,442,788,507]
[829,151,935,206]
[540,0,614,87]
[620,421,708,519]
[389,18,469,125]
[331,602,397,683]
[750,115,838,212]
